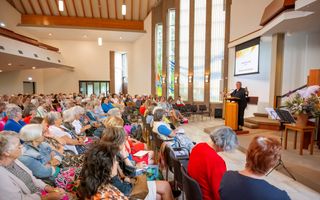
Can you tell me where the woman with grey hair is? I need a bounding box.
[4,104,26,133]
[0,131,66,200]
[71,106,91,135]
[187,126,238,200]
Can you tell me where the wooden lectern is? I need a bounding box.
[225,97,240,130]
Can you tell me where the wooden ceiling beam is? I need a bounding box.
[37,0,45,15]
[89,0,94,17]
[46,0,53,15]
[81,0,87,17]
[28,0,36,14]
[71,0,78,17]
[106,0,110,18]
[98,0,102,18]
[63,0,69,16]
[54,0,61,16]
[131,0,133,20]
[20,14,144,31]
[114,0,118,19]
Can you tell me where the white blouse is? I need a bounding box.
[48,125,78,155]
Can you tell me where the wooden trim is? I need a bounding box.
[46,0,53,15]
[260,0,295,26]
[223,0,231,110]
[110,51,115,93]
[98,0,102,18]
[54,0,61,16]
[188,0,194,102]
[72,0,78,17]
[131,0,133,20]
[37,0,45,15]
[174,0,179,99]
[106,0,110,18]
[81,0,86,17]
[64,0,69,16]
[20,0,28,14]
[0,27,59,52]
[161,0,167,97]
[204,0,212,104]
[89,0,94,17]
[114,0,118,19]
[28,0,36,14]
[20,14,145,31]
[228,28,262,44]
[138,0,141,20]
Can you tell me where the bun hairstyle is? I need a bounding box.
[19,124,43,142]
[210,126,238,152]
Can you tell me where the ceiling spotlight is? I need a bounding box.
[122,0,126,15]
[83,35,88,38]
[58,0,64,12]
[0,70,2,72]
[8,63,12,66]
[98,37,103,46]
[32,66,36,70]
[120,37,122,40]
[28,77,33,81]
[48,33,52,36]
[0,22,5,27]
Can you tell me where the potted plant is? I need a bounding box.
[284,93,320,126]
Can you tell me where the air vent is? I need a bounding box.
[34,53,38,58]
[18,50,23,54]
[0,45,4,50]
[47,57,50,60]
[58,59,61,63]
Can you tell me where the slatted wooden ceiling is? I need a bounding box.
[7,0,157,21]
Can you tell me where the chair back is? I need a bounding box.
[199,104,207,111]
[181,166,203,200]
[172,157,184,190]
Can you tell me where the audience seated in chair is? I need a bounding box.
[188,126,238,200]
[0,131,67,200]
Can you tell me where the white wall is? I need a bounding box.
[282,31,320,94]
[41,39,133,94]
[230,0,272,41]
[130,13,152,95]
[0,69,45,94]
[228,37,272,117]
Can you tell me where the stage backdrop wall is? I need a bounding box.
[282,31,320,95]
[228,36,272,117]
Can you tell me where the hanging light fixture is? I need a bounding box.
[98,37,103,46]
[122,0,126,16]
[58,0,64,12]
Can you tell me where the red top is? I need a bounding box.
[188,143,226,200]
[23,116,32,124]
[139,105,146,116]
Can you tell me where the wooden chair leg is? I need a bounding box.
[294,131,297,149]
[310,131,314,155]
[284,128,288,149]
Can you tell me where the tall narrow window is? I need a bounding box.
[155,24,163,97]
[114,52,128,94]
[179,0,190,101]
[210,0,225,102]
[167,9,175,98]
[193,0,206,101]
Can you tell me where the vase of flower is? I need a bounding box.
[295,113,308,127]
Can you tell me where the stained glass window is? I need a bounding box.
[167,9,175,98]
[155,24,163,97]
[179,0,190,101]
[210,0,225,102]
[193,0,206,101]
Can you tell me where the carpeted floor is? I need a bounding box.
[204,125,320,193]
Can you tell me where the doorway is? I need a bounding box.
[23,81,36,94]
[114,52,128,94]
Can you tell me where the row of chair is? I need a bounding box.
[140,117,202,200]
[173,104,211,120]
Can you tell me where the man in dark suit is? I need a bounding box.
[230,81,248,130]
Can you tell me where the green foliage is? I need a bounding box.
[284,93,320,117]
